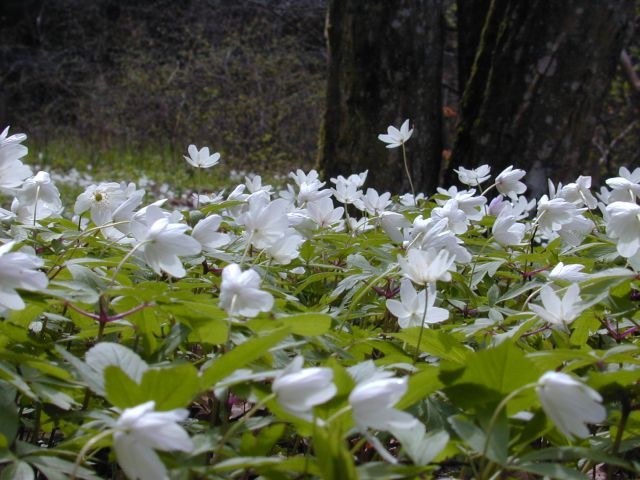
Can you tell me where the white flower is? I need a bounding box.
[378,119,413,149]
[547,262,588,282]
[431,199,469,234]
[331,180,362,205]
[331,171,368,189]
[379,211,411,243]
[330,172,367,205]
[353,188,392,216]
[559,176,598,209]
[495,165,526,197]
[265,228,304,264]
[191,214,230,252]
[135,216,201,278]
[454,165,491,186]
[557,214,594,247]
[349,377,419,431]
[536,372,606,439]
[0,241,48,310]
[219,263,274,317]
[0,126,32,190]
[398,248,455,285]
[407,217,471,263]
[605,166,640,203]
[237,197,290,250]
[436,187,486,221]
[605,201,640,258]
[398,192,425,207]
[536,195,582,232]
[74,182,128,226]
[184,144,220,168]
[288,169,331,205]
[529,284,584,331]
[386,280,448,328]
[492,207,525,246]
[272,356,337,420]
[113,401,193,480]
[11,171,63,223]
[305,197,344,229]
[245,174,272,195]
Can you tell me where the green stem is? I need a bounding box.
[414,283,430,363]
[480,382,537,479]
[401,143,415,198]
[108,240,148,289]
[33,184,41,227]
[71,428,116,480]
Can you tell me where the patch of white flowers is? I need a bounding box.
[0,123,638,478]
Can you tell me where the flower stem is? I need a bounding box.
[414,283,430,363]
[401,143,415,198]
[71,428,116,480]
[479,382,537,479]
[108,240,148,289]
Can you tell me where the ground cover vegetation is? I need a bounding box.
[2,1,640,479]
[0,124,638,479]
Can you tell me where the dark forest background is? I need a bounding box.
[1,0,638,189]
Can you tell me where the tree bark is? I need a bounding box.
[457,0,492,92]
[450,0,634,194]
[317,0,444,195]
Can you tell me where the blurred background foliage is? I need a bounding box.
[0,0,638,184]
[0,0,327,178]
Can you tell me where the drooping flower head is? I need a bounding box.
[114,401,193,480]
[349,377,419,432]
[0,126,32,190]
[536,372,606,440]
[219,263,274,317]
[0,241,48,311]
[272,356,337,420]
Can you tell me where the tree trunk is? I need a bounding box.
[317,0,444,195]
[450,0,634,195]
[457,0,492,92]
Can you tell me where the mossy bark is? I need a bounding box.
[457,0,493,92]
[450,0,634,194]
[317,0,444,195]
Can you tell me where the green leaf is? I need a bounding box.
[521,446,636,471]
[569,313,600,346]
[396,365,442,409]
[240,423,286,456]
[138,363,201,410]
[104,366,144,408]
[448,414,507,465]
[460,340,540,397]
[513,462,587,479]
[313,425,358,480]
[85,342,149,390]
[394,427,449,466]
[0,461,34,480]
[24,454,100,480]
[278,313,332,336]
[212,456,282,472]
[391,328,471,364]
[185,317,229,345]
[55,345,104,395]
[200,328,290,388]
